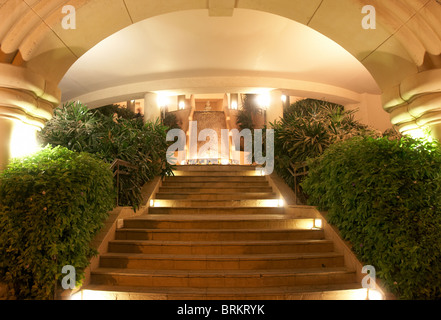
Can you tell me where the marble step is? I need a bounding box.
[91,267,356,288]
[148,206,285,215]
[161,181,270,188]
[99,252,345,270]
[107,239,335,255]
[158,186,274,193]
[80,283,363,300]
[122,216,313,229]
[154,192,278,200]
[164,176,267,182]
[115,228,325,241]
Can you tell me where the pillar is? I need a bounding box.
[143,92,160,123]
[127,100,136,113]
[382,69,441,140]
[0,118,13,171]
[0,64,60,170]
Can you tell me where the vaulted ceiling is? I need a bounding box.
[59,9,381,106]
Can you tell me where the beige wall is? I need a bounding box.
[346,93,392,132]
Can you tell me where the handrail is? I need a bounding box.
[287,161,309,205]
[110,159,138,206]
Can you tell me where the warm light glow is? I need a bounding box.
[10,122,40,159]
[281,95,287,103]
[70,291,83,300]
[262,199,280,207]
[278,199,284,207]
[157,95,170,108]
[231,101,238,110]
[351,288,384,300]
[255,167,265,176]
[179,101,186,110]
[406,128,433,142]
[150,199,154,207]
[366,289,384,300]
[256,94,271,109]
[80,289,111,300]
[313,219,323,229]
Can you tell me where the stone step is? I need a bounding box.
[148,207,284,215]
[122,216,312,229]
[91,267,356,288]
[155,192,278,200]
[158,186,274,193]
[108,239,335,255]
[164,176,267,182]
[175,165,257,172]
[150,199,282,207]
[173,170,258,177]
[99,252,345,270]
[115,228,325,241]
[81,283,364,300]
[161,181,270,188]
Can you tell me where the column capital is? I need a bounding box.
[0,63,60,126]
[382,68,441,139]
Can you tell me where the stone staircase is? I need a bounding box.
[84,165,362,300]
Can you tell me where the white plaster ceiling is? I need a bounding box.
[59,8,381,105]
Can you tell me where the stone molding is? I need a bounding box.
[0,64,60,127]
[382,68,441,136]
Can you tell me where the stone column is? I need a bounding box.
[0,118,13,170]
[127,100,136,113]
[143,92,160,123]
[383,69,441,140]
[0,64,60,170]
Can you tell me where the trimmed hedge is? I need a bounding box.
[302,136,441,299]
[0,146,115,299]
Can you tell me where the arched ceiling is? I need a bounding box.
[2,0,441,134]
[59,9,381,106]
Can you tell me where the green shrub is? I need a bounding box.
[38,102,174,209]
[95,104,144,123]
[272,99,378,198]
[0,146,114,299]
[163,112,181,130]
[236,94,259,131]
[301,136,441,299]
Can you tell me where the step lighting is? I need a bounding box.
[351,288,384,300]
[150,199,155,207]
[256,167,265,176]
[313,219,322,229]
[278,199,284,207]
[365,289,384,300]
[72,289,109,300]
